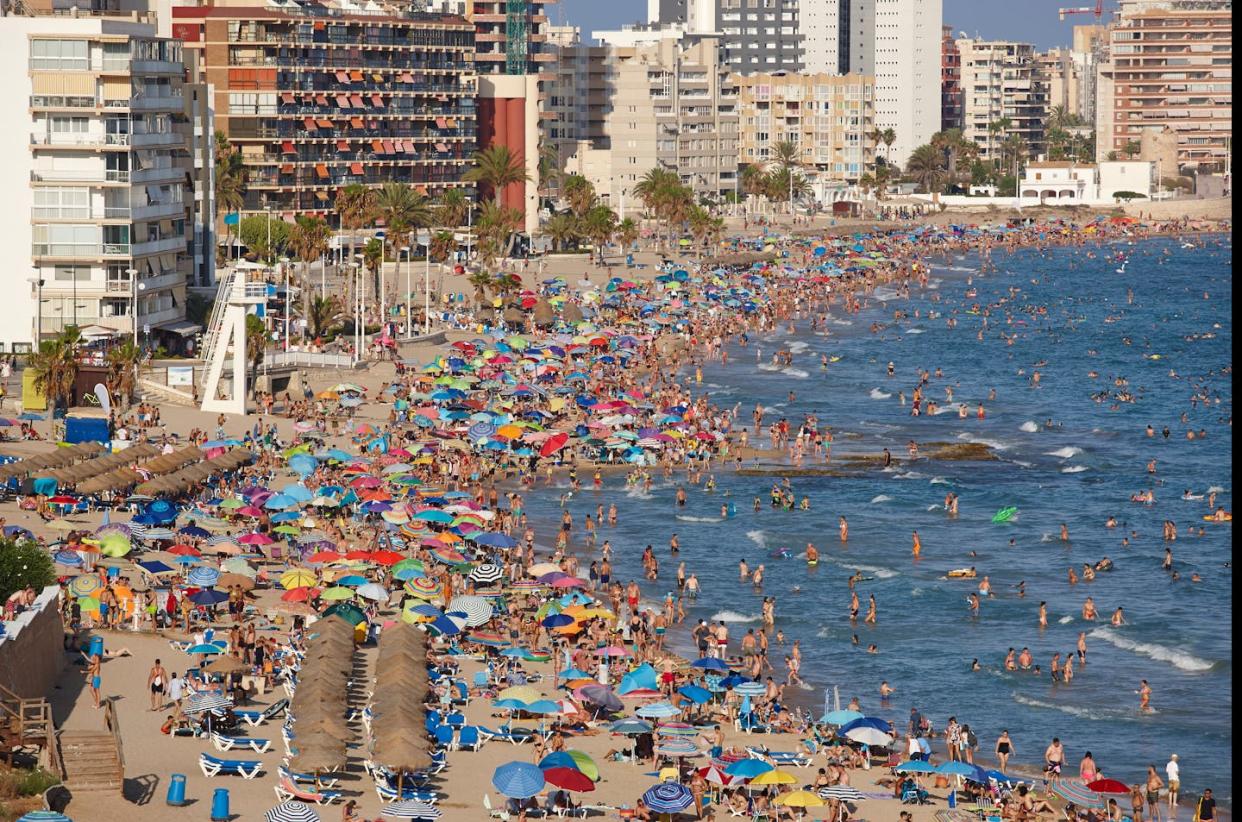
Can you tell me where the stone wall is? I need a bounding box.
[0,586,65,700]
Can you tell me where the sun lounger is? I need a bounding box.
[274,775,341,805]
[278,765,339,790]
[458,725,482,751]
[374,779,439,804]
[211,732,272,753]
[234,697,289,727]
[478,724,536,745]
[746,745,811,767]
[199,752,264,779]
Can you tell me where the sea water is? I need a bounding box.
[523,236,1232,796]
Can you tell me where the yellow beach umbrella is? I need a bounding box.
[497,685,540,704]
[777,791,825,807]
[280,568,318,589]
[751,769,798,786]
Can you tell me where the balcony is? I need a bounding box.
[131,131,184,148]
[132,165,183,185]
[128,94,183,113]
[31,169,130,184]
[32,242,132,259]
[30,133,132,150]
[131,235,187,257]
[135,271,185,292]
[132,200,185,221]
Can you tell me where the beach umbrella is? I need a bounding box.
[264,802,320,822]
[733,681,766,697]
[541,766,596,793]
[469,563,504,586]
[497,685,540,704]
[281,569,318,589]
[405,577,439,598]
[205,656,251,676]
[895,760,938,774]
[752,769,797,786]
[843,726,893,747]
[1087,779,1131,795]
[53,550,82,567]
[189,589,229,606]
[778,790,825,808]
[68,575,102,598]
[690,657,729,672]
[642,782,693,815]
[1052,779,1106,809]
[818,709,863,725]
[725,759,772,778]
[654,738,699,758]
[838,716,891,734]
[378,800,441,819]
[819,786,866,801]
[356,583,390,602]
[676,685,712,705]
[937,761,980,777]
[492,761,545,799]
[319,586,355,601]
[185,643,223,656]
[183,693,232,714]
[17,813,73,822]
[446,595,493,626]
[636,701,680,719]
[186,566,220,587]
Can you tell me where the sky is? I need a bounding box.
[553,0,1118,50]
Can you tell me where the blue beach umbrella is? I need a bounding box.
[186,566,220,587]
[937,761,979,777]
[676,684,712,705]
[818,709,863,725]
[725,758,772,778]
[690,657,729,672]
[895,760,938,774]
[642,782,694,814]
[189,589,229,606]
[492,761,546,799]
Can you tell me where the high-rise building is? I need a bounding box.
[942,25,963,132]
[1096,0,1231,171]
[1072,24,1107,126]
[543,26,608,176]
[842,0,942,168]
[717,0,803,74]
[172,4,478,218]
[802,0,850,75]
[734,71,874,186]
[0,14,196,353]
[957,38,1049,163]
[596,34,739,207]
[1038,48,1081,120]
[463,0,556,76]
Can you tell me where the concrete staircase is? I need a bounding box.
[57,729,123,794]
[136,377,197,408]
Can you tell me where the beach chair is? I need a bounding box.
[445,711,467,727]
[211,732,272,753]
[199,753,264,779]
[478,724,535,745]
[901,784,932,805]
[274,775,342,805]
[235,697,289,727]
[167,639,191,652]
[374,778,439,804]
[433,724,456,750]
[484,793,511,820]
[458,725,482,751]
[451,680,470,705]
[278,765,339,790]
[746,745,812,767]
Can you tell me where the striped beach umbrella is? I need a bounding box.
[68,575,101,598]
[405,577,440,598]
[446,595,493,626]
[492,761,545,799]
[17,812,74,822]
[264,802,320,822]
[635,701,681,719]
[468,563,504,585]
[818,786,866,801]
[378,800,441,819]
[186,567,220,587]
[654,737,700,758]
[641,782,693,814]
[53,550,82,567]
[733,681,766,697]
[1052,779,1106,809]
[183,693,232,715]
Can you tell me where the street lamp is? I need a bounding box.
[402,239,412,339]
[27,275,44,349]
[126,268,140,347]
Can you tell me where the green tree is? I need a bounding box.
[906,143,948,197]
[0,540,55,603]
[186,292,212,327]
[213,131,247,262]
[375,182,434,243]
[617,217,639,251]
[1121,140,1141,159]
[27,328,80,421]
[287,215,331,338]
[740,165,768,214]
[464,145,530,208]
[561,174,596,219]
[105,339,142,407]
[542,212,578,252]
[986,117,1012,169]
[580,204,618,263]
[304,295,343,339]
[334,183,377,298]
[437,188,471,228]
[475,201,521,274]
[239,215,290,262]
[429,230,456,265]
[687,205,724,257]
[881,128,896,165]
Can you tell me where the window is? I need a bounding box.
[32,224,100,256]
[54,265,91,282]
[31,39,89,71]
[34,188,91,219]
[50,117,89,134]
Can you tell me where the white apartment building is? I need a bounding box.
[958,38,1049,162]
[0,16,192,354]
[839,0,942,168]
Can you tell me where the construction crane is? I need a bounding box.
[1058,0,1104,22]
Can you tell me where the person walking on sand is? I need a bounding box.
[148,658,168,711]
[1145,765,1164,822]
[995,730,1014,773]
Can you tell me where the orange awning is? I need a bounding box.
[350,117,364,129]
[435,118,447,128]
[315,164,328,179]
[317,119,333,128]
[315,191,329,201]
[335,71,350,83]
[336,140,350,151]
[398,73,413,83]
[382,140,395,155]
[336,95,349,108]
[350,95,365,108]
[303,117,317,130]
[349,71,363,82]
[350,162,364,175]
[370,94,384,107]
[281,93,295,104]
[371,139,384,153]
[280,163,294,173]
[315,95,328,106]
[281,141,296,154]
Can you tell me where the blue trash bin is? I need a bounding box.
[210,787,230,821]
[166,773,187,806]
[948,790,957,809]
[88,635,104,658]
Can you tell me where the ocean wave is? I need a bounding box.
[676,515,722,523]
[746,530,767,549]
[782,367,809,379]
[1062,465,1089,473]
[873,287,901,302]
[870,494,893,504]
[1020,421,1040,432]
[788,341,809,352]
[870,388,893,400]
[1011,460,1034,468]
[906,328,926,334]
[1040,533,1056,543]
[927,504,940,511]
[831,319,854,326]
[1058,615,1074,624]
[625,486,652,499]
[758,363,782,372]
[930,476,951,486]
[1045,446,1083,459]
[892,471,925,480]
[1207,485,1227,493]
[956,432,1010,451]
[712,610,761,623]
[847,564,898,579]
[1012,693,1126,721]
[1088,627,1215,672]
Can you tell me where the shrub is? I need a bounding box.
[0,540,56,604]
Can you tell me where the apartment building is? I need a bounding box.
[735,72,874,183]
[463,0,555,76]
[1096,0,1231,171]
[957,38,1049,162]
[717,0,803,74]
[543,26,608,174]
[172,4,476,219]
[802,0,850,75]
[0,15,194,353]
[600,35,738,205]
[1038,48,1081,118]
[942,24,963,132]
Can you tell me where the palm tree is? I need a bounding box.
[287,215,331,339]
[632,168,690,250]
[304,295,343,340]
[105,339,142,407]
[334,183,376,288]
[1121,140,1141,159]
[244,313,266,399]
[429,230,456,264]
[686,206,724,257]
[536,138,561,201]
[1000,134,1029,174]
[881,128,896,166]
[561,174,596,219]
[931,129,975,189]
[769,140,801,214]
[28,329,80,422]
[464,146,530,208]
[1048,105,1070,133]
[213,131,247,262]
[858,172,876,201]
[987,117,1012,170]
[542,212,578,252]
[580,204,617,263]
[740,165,768,215]
[617,217,639,252]
[437,188,470,228]
[906,143,947,200]
[467,270,493,309]
[376,182,433,240]
[475,201,521,273]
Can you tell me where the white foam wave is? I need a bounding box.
[625,487,652,499]
[1207,485,1227,493]
[849,564,898,579]
[676,515,722,523]
[1062,465,1089,473]
[1012,693,1122,721]
[956,432,1010,451]
[758,363,782,372]
[788,341,809,352]
[873,287,901,302]
[927,505,940,511]
[831,319,854,327]
[712,610,761,623]
[1019,421,1040,432]
[782,367,809,379]
[1012,460,1033,468]
[746,530,767,549]
[906,328,926,334]
[1089,627,1215,672]
[870,389,893,400]
[870,494,893,504]
[893,471,925,480]
[1045,446,1083,459]
[1040,533,1055,543]
[930,477,951,486]
[1058,615,1074,624]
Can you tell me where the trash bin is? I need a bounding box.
[88,636,104,658]
[165,773,187,806]
[948,789,957,809]
[210,787,229,821]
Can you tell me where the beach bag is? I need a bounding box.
[967,729,978,749]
